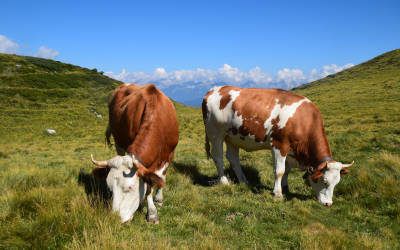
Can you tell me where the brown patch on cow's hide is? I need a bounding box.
[311,161,328,182]
[141,173,165,188]
[288,102,332,167]
[218,86,240,109]
[219,94,231,110]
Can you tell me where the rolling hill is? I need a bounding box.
[0,50,399,249]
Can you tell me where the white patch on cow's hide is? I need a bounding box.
[155,162,168,181]
[232,110,243,129]
[106,163,147,222]
[264,98,310,134]
[206,88,241,125]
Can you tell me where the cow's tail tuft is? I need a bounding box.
[105,124,113,148]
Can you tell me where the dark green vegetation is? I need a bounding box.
[1,50,399,249]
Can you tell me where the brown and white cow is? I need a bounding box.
[202,86,353,206]
[91,83,179,223]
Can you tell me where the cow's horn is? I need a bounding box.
[90,154,108,168]
[341,161,354,169]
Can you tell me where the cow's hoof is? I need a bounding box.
[220,176,230,185]
[146,214,159,224]
[155,201,163,207]
[273,193,284,201]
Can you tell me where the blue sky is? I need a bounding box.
[1,0,399,96]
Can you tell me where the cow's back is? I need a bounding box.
[108,84,179,169]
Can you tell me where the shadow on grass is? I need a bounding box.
[173,161,269,194]
[285,191,313,201]
[173,162,217,187]
[78,168,111,207]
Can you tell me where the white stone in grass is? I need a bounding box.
[46,129,56,135]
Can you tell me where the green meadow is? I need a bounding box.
[0,50,399,249]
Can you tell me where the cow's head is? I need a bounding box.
[90,154,150,222]
[304,160,354,206]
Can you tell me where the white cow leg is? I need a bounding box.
[154,188,163,206]
[226,142,248,184]
[272,147,287,198]
[146,188,159,224]
[211,138,229,185]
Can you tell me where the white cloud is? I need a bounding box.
[35,46,59,59]
[309,63,354,81]
[106,64,274,88]
[276,68,306,88]
[0,35,19,54]
[105,62,353,90]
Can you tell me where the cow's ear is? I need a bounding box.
[311,170,324,182]
[92,167,110,179]
[340,168,349,175]
[311,161,327,182]
[141,173,165,188]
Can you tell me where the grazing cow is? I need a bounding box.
[202,86,353,206]
[91,83,179,223]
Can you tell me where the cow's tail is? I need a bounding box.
[105,124,113,148]
[205,133,211,159]
[201,97,211,160]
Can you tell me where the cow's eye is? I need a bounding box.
[123,168,135,177]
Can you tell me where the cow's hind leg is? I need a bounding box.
[154,188,163,206]
[272,147,287,199]
[146,188,159,224]
[210,137,229,185]
[226,142,248,184]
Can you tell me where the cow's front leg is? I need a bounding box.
[154,188,163,206]
[282,156,296,194]
[272,147,287,199]
[146,188,159,224]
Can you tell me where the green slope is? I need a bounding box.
[0,51,399,249]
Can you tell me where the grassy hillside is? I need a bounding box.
[0,50,399,249]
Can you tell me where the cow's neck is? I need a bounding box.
[127,124,159,169]
[309,133,332,167]
[295,132,332,167]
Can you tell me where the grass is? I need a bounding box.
[0,50,400,249]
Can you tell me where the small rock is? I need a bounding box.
[96,114,102,119]
[46,129,56,135]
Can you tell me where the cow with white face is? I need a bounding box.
[91,84,178,223]
[202,86,353,206]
